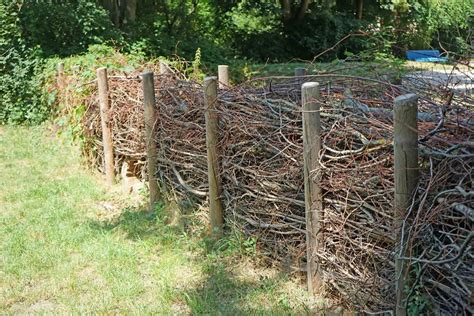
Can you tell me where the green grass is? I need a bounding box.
[0,126,312,314]
[225,59,472,83]
[222,59,403,83]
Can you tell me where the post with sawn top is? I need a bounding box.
[204,77,224,238]
[218,65,230,89]
[97,67,115,187]
[394,93,419,316]
[302,82,323,296]
[141,71,161,211]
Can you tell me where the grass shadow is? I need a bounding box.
[181,254,309,315]
[87,204,314,315]
[87,205,172,241]
[183,263,253,315]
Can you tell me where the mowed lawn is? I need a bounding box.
[0,126,310,314]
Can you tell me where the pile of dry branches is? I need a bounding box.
[216,77,401,311]
[76,68,472,313]
[81,73,145,173]
[401,73,473,315]
[216,85,305,275]
[155,76,208,202]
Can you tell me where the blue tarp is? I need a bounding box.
[406,50,448,62]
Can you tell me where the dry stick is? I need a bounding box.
[394,93,419,316]
[310,31,367,63]
[204,77,224,238]
[218,65,230,89]
[141,71,161,210]
[97,67,115,186]
[302,82,323,296]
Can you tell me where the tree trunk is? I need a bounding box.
[97,0,124,27]
[355,0,363,20]
[295,0,311,22]
[124,0,137,24]
[280,0,292,21]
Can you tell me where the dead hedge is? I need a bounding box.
[64,65,472,314]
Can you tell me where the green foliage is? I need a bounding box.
[0,53,46,124]
[46,44,144,143]
[190,48,204,81]
[2,0,471,125]
[205,229,258,258]
[218,0,285,60]
[19,0,121,57]
[0,1,46,124]
[286,10,368,61]
[56,44,142,80]
[0,1,122,125]
[380,0,473,55]
[121,0,227,65]
[406,264,431,315]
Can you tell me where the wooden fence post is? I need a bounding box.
[302,82,323,296]
[72,65,80,77]
[394,93,419,316]
[295,68,307,87]
[295,67,307,76]
[57,62,65,90]
[204,76,224,237]
[97,67,115,186]
[141,71,160,211]
[218,65,230,89]
[159,61,171,75]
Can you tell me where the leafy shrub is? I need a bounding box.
[0,54,47,124]
[286,11,368,61]
[0,1,122,124]
[0,1,46,124]
[380,0,473,56]
[120,0,229,66]
[221,1,287,61]
[42,45,145,141]
[19,0,121,57]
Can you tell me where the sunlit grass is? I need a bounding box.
[0,126,311,314]
[240,59,471,80]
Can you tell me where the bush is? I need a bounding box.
[0,1,122,124]
[0,2,46,124]
[0,53,47,124]
[42,45,145,141]
[19,0,121,57]
[285,11,368,61]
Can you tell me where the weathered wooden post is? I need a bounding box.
[394,93,419,316]
[57,62,65,90]
[72,65,80,77]
[141,71,160,211]
[302,82,323,296]
[218,65,230,89]
[159,61,171,75]
[97,67,115,186]
[295,67,307,88]
[204,77,224,237]
[295,67,307,77]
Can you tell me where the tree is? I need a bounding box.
[279,0,311,23]
[355,0,363,19]
[97,0,137,27]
